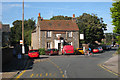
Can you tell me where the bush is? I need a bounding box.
[38,48,45,55]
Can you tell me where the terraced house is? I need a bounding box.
[31,13,79,51]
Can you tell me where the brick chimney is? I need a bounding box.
[72,14,76,22]
[38,13,42,21]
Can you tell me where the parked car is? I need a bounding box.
[45,48,59,56]
[28,49,39,58]
[75,48,84,55]
[106,45,111,50]
[62,45,74,55]
[92,48,99,53]
[98,46,103,52]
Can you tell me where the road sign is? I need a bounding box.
[20,40,23,44]
[80,34,84,40]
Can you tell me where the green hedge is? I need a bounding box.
[38,48,45,55]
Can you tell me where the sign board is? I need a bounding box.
[20,40,23,44]
[80,34,84,40]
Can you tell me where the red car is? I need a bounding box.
[45,48,59,56]
[28,49,39,58]
[92,48,99,53]
[62,45,74,55]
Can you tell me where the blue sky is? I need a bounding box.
[2,2,115,33]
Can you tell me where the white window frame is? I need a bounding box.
[47,42,51,49]
[68,42,72,45]
[47,31,51,37]
[68,32,72,37]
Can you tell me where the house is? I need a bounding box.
[1,24,11,47]
[31,13,79,51]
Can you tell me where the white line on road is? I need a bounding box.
[64,70,67,78]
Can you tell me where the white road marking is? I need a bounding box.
[64,70,67,78]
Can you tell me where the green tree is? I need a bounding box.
[110,1,120,44]
[10,18,36,46]
[77,13,107,44]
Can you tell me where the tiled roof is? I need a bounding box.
[38,20,79,31]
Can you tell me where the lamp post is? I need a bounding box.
[22,0,25,54]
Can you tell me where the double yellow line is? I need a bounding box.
[14,59,30,80]
[98,64,120,76]
[48,59,65,78]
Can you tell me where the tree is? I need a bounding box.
[50,15,72,20]
[77,13,107,44]
[110,1,120,46]
[10,18,36,46]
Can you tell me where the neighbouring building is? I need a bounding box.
[31,13,79,51]
[1,24,11,47]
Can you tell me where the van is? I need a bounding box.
[62,45,74,55]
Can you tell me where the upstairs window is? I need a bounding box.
[68,32,72,37]
[47,31,51,37]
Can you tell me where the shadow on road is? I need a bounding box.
[2,55,34,72]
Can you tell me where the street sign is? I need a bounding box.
[20,40,23,44]
[80,34,84,40]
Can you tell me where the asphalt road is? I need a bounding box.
[15,48,118,79]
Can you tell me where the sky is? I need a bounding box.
[1,1,116,33]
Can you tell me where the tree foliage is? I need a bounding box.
[110,1,120,47]
[110,1,120,34]
[10,18,36,46]
[50,15,72,20]
[77,13,107,44]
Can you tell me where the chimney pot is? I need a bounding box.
[38,13,41,17]
[73,14,75,18]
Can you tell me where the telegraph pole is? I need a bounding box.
[22,0,25,54]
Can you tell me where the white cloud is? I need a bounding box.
[2,0,114,2]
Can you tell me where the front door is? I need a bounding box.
[58,43,61,51]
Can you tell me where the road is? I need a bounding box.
[15,49,118,79]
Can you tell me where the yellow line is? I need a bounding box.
[36,74,39,77]
[49,73,52,76]
[60,71,63,74]
[15,70,26,79]
[40,73,42,77]
[62,75,65,78]
[98,64,119,76]
[46,73,48,77]
[15,59,30,80]
[30,74,34,78]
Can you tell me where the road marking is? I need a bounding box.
[49,73,52,76]
[15,70,26,79]
[64,70,67,78]
[46,73,48,77]
[48,59,65,78]
[36,74,39,77]
[62,75,65,78]
[98,64,120,76]
[59,68,61,71]
[60,71,63,74]
[15,59,30,80]
[30,74,34,77]
[40,73,42,77]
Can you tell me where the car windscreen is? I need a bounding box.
[78,49,83,50]
[29,50,38,53]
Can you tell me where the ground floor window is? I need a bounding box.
[68,42,72,45]
[47,42,51,49]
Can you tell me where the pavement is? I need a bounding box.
[102,53,120,76]
[2,54,28,78]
